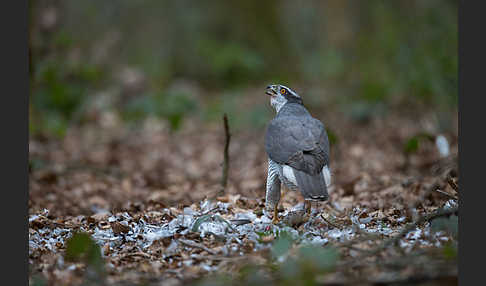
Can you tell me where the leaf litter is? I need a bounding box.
[29,106,458,285]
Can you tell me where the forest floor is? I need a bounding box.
[29,100,458,286]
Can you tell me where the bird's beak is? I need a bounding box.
[266,85,277,96]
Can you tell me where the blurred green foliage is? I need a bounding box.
[122,90,197,131]
[194,231,339,286]
[203,92,273,132]
[29,0,457,138]
[442,242,458,260]
[271,231,294,259]
[65,232,106,284]
[65,232,104,271]
[354,1,458,106]
[30,59,104,137]
[403,132,435,154]
[198,40,265,87]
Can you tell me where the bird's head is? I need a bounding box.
[265,84,302,112]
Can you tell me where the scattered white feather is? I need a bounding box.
[435,135,450,157]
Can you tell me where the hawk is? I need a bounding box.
[264,84,331,223]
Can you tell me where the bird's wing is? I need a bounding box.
[265,115,329,175]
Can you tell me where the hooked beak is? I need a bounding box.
[266,85,277,96]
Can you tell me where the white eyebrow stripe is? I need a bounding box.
[279,85,300,98]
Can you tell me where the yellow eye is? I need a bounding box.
[280,88,286,94]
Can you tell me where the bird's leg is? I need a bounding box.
[272,204,280,224]
[304,200,312,215]
[266,159,282,224]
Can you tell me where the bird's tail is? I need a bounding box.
[293,168,328,201]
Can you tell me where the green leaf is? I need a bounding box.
[404,132,435,154]
[442,242,457,259]
[65,232,104,271]
[271,234,293,259]
[404,137,419,154]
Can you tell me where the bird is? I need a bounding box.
[264,84,331,224]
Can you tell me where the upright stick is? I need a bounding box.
[220,113,231,196]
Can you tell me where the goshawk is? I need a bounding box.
[264,84,331,223]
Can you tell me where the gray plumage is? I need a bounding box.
[265,101,330,202]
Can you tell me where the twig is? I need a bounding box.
[219,113,231,196]
[179,239,217,255]
[447,176,459,192]
[434,189,458,201]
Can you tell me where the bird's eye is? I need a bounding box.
[280,88,286,94]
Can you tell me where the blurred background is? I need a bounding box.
[28,2,459,284]
[28,0,459,217]
[29,0,457,138]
